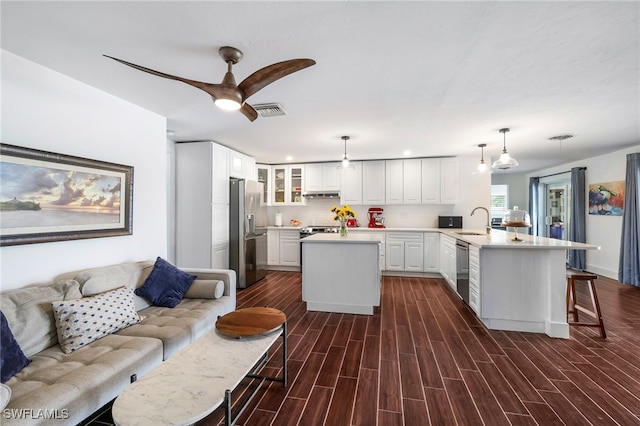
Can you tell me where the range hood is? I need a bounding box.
[303,191,341,199]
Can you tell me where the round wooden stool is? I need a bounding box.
[566,270,606,338]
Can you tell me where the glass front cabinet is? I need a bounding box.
[256,164,271,206]
[272,165,305,206]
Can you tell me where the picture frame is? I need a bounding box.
[0,144,133,246]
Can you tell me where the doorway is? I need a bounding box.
[543,179,571,240]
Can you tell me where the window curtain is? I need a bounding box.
[619,152,640,286]
[528,177,540,236]
[568,167,586,270]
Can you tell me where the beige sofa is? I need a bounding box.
[0,261,236,425]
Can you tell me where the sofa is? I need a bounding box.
[0,260,236,425]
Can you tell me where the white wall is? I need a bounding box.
[527,145,639,279]
[491,172,528,212]
[268,156,492,229]
[1,50,167,290]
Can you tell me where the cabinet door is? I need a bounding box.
[256,165,271,206]
[440,158,459,204]
[212,204,229,247]
[385,160,403,204]
[304,164,323,191]
[267,230,280,265]
[289,165,305,205]
[340,161,363,205]
[322,163,341,191]
[212,144,230,204]
[229,150,244,178]
[212,243,229,269]
[244,156,256,180]
[469,246,481,315]
[279,231,300,266]
[421,158,441,204]
[362,161,386,204]
[403,159,422,204]
[423,232,440,272]
[385,241,405,271]
[405,242,424,271]
[272,166,287,205]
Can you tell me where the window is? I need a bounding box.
[491,185,509,218]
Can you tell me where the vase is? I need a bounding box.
[339,220,348,237]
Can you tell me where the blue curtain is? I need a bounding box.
[568,167,586,270]
[619,152,640,286]
[529,177,540,236]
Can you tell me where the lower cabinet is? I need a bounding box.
[439,234,457,290]
[423,232,440,272]
[268,229,300,267]
[386,233,423,272]
[469,245,481,315]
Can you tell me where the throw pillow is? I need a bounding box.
[1,311,31,383]
[183,280,225,299]
[51,287,141,354]
[134,257,196,308]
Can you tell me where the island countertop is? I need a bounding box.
[439,228,600,250]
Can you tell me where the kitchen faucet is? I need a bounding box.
[471,207,491,234]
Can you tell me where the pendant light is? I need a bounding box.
[492,128,519,170]
[341,136,350,168]
[475,143,489,173]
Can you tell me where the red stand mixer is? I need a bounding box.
[368,207,385,228]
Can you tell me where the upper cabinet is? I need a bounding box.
[256,164,271,206]
[229,149,256,180]
[421,157,459,204]
[340,161,363,205]
[385,159,421,205]
[304,163,341,192]
[362,161,386,205]
[272,165,305,206]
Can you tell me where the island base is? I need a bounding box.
[307,301,375,315]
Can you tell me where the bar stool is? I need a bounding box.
[566,270,606,338]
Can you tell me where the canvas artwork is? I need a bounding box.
[0,144,133,246]
[588,180,625,216]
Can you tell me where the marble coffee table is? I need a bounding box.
[112,307,287,426]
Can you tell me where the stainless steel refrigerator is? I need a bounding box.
[229,178,268,289]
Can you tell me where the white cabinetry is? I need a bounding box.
[421,158,459,204]
[423,232,440,272]
[175,141,229,269]
[340,161,363,205]
[267,229,280,265]
[272,165,305,206]
[385,160,403,204]
[279,230,301,266]
[229,150,256,180]
[256,164,271,206]
[385,159,422,205]
[362,161,386,204]
[386,232,424,272]
[439,234,457,290]
[305,163,341,192]
[469,245,481,315]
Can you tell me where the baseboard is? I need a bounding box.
[586,264,618,280]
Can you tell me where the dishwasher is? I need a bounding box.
[455,240,470,304]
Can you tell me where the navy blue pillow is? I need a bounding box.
[135,257,196,308]
[1,311,31,383]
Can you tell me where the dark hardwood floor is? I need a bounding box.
[194,271,640,426]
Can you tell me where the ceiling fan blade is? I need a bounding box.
[104,55,223,99]
[238,59,316,100]
[239,103,258,122]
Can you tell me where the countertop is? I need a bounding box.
[267,226,600,250]
[301,233,383,244]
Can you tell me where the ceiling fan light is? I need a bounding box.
[215,98,242,111]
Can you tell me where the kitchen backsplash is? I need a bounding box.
[267,200,457,228]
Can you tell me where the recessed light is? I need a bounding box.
[166,130,175,137]
[403,150,412,157]
[285,156,293,162]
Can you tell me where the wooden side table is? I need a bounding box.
[215,307,287,426]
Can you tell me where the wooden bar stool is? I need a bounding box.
[566,270,606,338]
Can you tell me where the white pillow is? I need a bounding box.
[183,280,225,299]
[51,287,141,353]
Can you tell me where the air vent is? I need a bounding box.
[253,103,287,117]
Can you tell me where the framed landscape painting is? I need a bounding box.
[0,144,133,246]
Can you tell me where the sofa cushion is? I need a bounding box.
[0,311,31,383]
[0,280,82,357]
[3,334,163,426]
[183,280,225,299]
[135,257,196,308]
[51,287,141,353]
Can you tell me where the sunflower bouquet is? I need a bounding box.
[330,204,356,236]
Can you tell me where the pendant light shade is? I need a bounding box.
[476,143,490,173]
[492,128,519,170]
[341,136,350,168]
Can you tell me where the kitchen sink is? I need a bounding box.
[455,231,485,236]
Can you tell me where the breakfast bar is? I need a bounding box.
[301,233,383,315]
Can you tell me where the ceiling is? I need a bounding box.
[2,1,639,173]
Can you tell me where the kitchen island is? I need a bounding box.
[441,229,600,339]
[301,233,383,315]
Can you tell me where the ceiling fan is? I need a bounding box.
[104,46,315,121]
